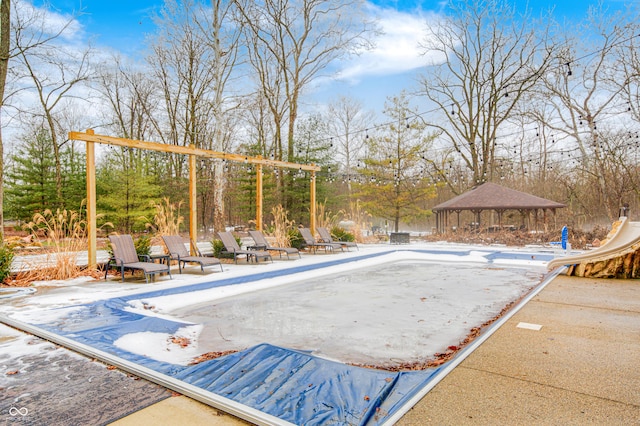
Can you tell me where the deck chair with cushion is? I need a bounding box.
[248,230,300,260]
[162,235,223,274]
[298,228,343,253]
[107,234,172,283]
[316,226,358,251]
[217,231,272,264]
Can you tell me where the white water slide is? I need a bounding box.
[547,217,640,270]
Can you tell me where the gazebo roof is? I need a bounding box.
[432,182,566,212]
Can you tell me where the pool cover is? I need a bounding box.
[4,248,554,425]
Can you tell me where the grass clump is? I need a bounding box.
[15,207,111,284]
[145,197,184,236]
[269,205,295,247]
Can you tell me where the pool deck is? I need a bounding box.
[112,272,640,425]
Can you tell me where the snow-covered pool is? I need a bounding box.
[142,256,544,368]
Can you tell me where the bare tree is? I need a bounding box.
[12,1,92,208]
[96,56,158,141]
[234,0,376,206]
[325,96,374,200]
[418,0,556,188]
[534,6,637,220]
[0,0,9,239]
[146,0,242,231]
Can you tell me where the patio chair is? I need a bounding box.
[316,226,358,251]
[248,230,300,260]
[106,234,172,283]
[162,235,223,274]
[298,228,343,253]
[217,231,272,264]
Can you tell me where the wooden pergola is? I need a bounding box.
[69,130,321,268]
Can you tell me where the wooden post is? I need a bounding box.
[310,167,316,235]
[189,149,197,254]
[85,129,97,269]
[67,131,321,256]
[256,161,263,231]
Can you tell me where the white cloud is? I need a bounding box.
[335,5,446,83]
[14,0,85,44]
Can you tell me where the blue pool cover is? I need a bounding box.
[23,248,554,425]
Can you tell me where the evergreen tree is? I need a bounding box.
[354,93,437,232]
[225,115,334,229]
[60,141,86,212]
[287,114,334,226]
[5,129,58,221]
[96,148,162,233]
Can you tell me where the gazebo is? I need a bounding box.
[432,182,566,233]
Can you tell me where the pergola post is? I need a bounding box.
[85,130,96,268]
[310,168,316,234]
[256,161,263,231]
[71,131,320,268]
[189,149,197,254]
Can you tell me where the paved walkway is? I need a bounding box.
[398,274,640,424]
[112,273,640,425]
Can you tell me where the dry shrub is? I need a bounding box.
[270,205,295,247]
[10,266,103,287]
[315,200,340,230]
[422,226,609,250]
[340,199,372,243]
[145,197,184,236]
[20,208,92,281]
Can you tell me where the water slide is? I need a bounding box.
[547,217,640,270]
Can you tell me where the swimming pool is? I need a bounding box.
[131,254,545,369]
[1,246,557,425]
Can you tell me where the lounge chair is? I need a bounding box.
[298,228,343,253]
[106,234,172,283]
[217,231,272,264]
[248,230,300,259]
[316,226,358,251]
[162,235,223,274]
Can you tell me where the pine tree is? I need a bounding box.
[96,148,162,233]
[5,129,58,221]
[354,93,437,232]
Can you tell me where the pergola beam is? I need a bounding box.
[69,131,321,171]
[71,130,320,268]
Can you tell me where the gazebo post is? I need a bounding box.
[497,209,503,227]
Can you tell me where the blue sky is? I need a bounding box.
[46,0,632,54]
[27,0,637,117]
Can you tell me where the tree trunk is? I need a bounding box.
[0,0,9,242]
